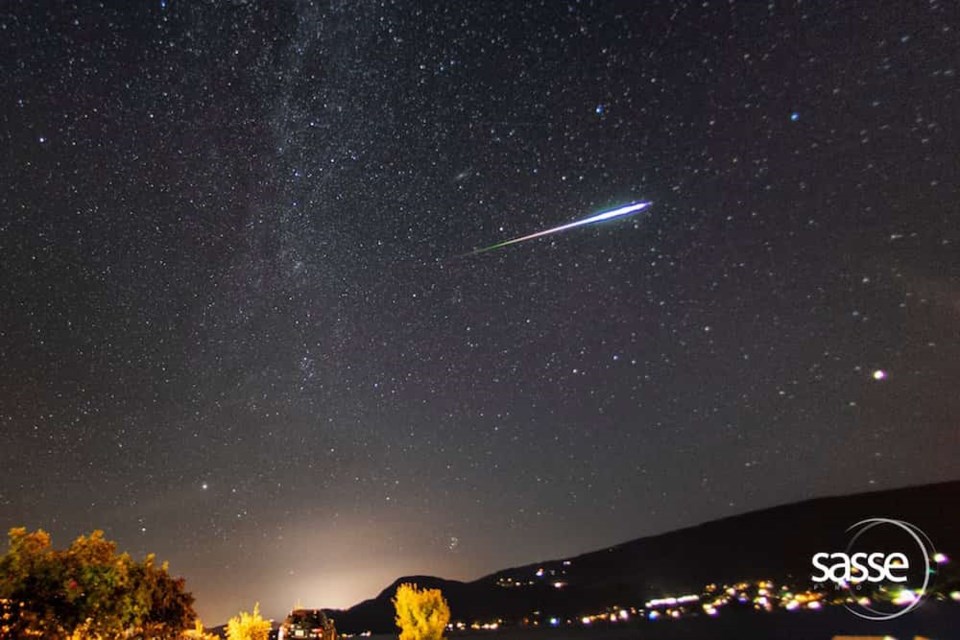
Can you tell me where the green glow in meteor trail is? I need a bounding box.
[468,201,652,255]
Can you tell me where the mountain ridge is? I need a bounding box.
[328,479,960,633]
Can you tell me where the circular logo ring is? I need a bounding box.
[842,517,934,621]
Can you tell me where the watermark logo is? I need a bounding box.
[811,518,937,621]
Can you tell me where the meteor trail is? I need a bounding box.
[467,201,652,255]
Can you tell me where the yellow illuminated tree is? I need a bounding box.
[392,583,450,640]
[185,618,220,640]
[0,527,194,638]
[225,602,271,640]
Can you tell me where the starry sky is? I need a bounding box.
[2,0,958,626]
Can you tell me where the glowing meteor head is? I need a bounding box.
[466,200,653,256]
[591,201,652,222]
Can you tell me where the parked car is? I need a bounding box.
[278,609,337,640]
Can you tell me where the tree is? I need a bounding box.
[392,583,450,640]
[0,527,195,639]
[225,602,271,640]
[184,618,220,640]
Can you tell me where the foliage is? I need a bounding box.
[225,602,271,640]
[0,527,195,639]
[392,583,450,640]
[184,618,220,640]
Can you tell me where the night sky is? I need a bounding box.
[2,0,958,625]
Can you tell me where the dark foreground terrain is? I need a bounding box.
[239,597,960,640]
[435,601,960,640]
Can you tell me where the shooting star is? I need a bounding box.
[467,201,652,255]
